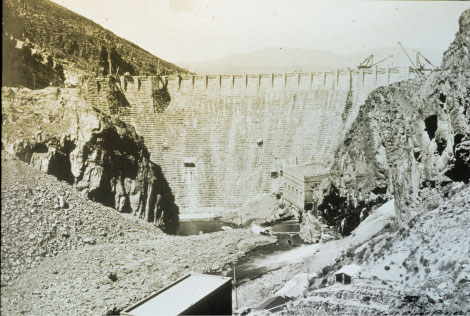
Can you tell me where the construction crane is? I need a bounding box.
[358,54,393,69]
[415,52,435,72]
[398,41,435,75]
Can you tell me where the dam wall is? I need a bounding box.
[83,68,413,214]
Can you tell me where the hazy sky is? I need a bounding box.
[51,0,469,63]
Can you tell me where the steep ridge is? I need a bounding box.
[314,8,470,235]
[2,0,187,83]
[1,87,179,226]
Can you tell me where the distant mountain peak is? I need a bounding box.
[183,46,443,75]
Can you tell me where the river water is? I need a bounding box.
[163,219,235,236]
[166,219,310,284]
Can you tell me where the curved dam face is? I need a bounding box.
[84,68,413,215]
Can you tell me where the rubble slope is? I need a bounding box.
[1,151,164,285]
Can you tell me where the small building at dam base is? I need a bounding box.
[281,165,329,211]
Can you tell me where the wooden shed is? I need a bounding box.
[121,273,232,316]
[334,264,361,285]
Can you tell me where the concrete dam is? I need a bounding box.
[84,68,413,216]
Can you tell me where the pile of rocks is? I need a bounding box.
[1,152,163,286]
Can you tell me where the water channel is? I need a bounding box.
[166,219,310,285]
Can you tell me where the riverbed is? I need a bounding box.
[166,219,312,286]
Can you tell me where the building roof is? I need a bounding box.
[122,273,231,316]
[335,264,362,277]
[284,164,329,179]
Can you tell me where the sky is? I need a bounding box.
[50,0,469,63]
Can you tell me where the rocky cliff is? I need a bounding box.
[1,87,179,226]
[315,9,469,235]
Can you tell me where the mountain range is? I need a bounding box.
[180,46,444,74]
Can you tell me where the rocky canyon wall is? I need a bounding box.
[83,68,414,214]
[1,87,179,225]
[315,9,470,235]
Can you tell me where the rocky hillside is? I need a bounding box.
[278,184,470,316]
[2,33,65,89]
[2,0,187,84]
[1,87,179,227]
[315,8,470,235]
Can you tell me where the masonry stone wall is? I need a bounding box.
[84,68,413,214]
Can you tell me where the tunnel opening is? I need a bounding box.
[184,161,196,168]
[439,93,446,104]
[413,148,422,162]
[436,138,447,155]
[32,143,48,153]
[48,149,74,184]
[424,115,438,140]
[445,134,470,183]
[372,185,388,195]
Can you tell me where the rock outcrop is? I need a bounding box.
[1,87,179,226]
[315,9,469,235]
